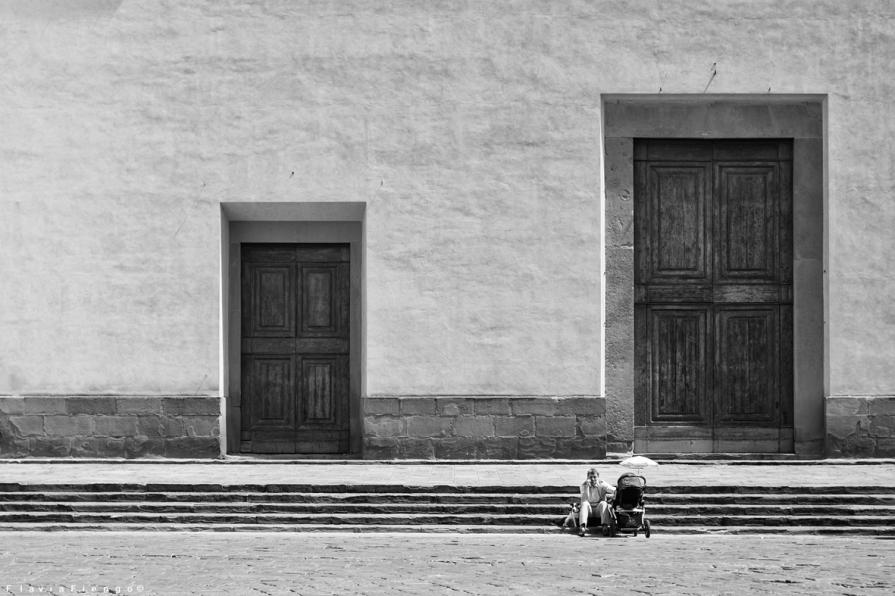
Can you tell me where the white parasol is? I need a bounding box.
[619,455,659,470]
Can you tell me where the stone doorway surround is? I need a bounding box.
[221,203,365,456]
[601,95,826,456]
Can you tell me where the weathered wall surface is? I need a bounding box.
[363,396,606,459]
[0,396,220,458]
[826,396,895,457]
[2,1,895,452]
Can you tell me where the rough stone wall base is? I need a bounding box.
[0,396,222,458]
[363,396,606,459]
[826,396,895,457]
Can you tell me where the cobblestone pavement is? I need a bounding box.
[3,462,895,487]
[0,532,892,595]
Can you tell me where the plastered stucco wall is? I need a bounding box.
[2,0,895,399]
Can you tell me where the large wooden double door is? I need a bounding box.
[241,244,350,454]
[634,140,793,453]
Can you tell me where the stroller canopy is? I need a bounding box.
[616,473,646,489]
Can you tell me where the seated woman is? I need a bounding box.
[578,468,614,536]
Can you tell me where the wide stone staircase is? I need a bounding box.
[0,482,893,534]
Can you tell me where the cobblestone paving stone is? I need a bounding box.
[0,532,892,596]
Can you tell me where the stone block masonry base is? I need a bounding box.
[826,396,895,457]
[0,396,221,458]
[363,397,607,459]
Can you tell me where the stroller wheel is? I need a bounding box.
[644,520,651,538]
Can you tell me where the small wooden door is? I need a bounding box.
[634,140,793,453]
[241,244,350,454]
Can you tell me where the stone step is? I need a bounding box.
[1,483,893,533]
[0,492,578,504]
[1,502,894,516]
[0,491,892,505]
[1,511,893,526]
[1,483,892,495]
[0,522,892,535]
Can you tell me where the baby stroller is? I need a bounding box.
[603,473,651,538]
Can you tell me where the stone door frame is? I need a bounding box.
[220,203,365,456]
[602,95,826,456]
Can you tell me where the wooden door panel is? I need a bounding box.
[634,139,793,453]
[715,307,779,425]
[241,243,350,454]
[648,307,710,424]
[303,268,336,331]
[299,264,349,339]
[241,356,296,432]
[715,164,779,281]
[648,164,711,281]
[245,265,295,337]
[299,357,348,426]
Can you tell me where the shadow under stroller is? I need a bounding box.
[603,472,651,538]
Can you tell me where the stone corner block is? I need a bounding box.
[116,397,164,415]
[0,437,32,457]
[6,415,45,437]
[44,415,93,436]
[577,416,606,438]
[23,397,67,415]
[826,415,871,440]
[66,397,116,415]
[94,416,139,438]
[364,416,405,438]
[124,437,167,458]
[868,396,895,417]
[436,398,474,416]
[555,437,606,459]
[556,397,606,416]
[398,438,436,459]
[473,398,511,416]
[826,396,869,417]
[874,438,895,457]
[180,415,222,438]
[453,416,494,439]
[165,437,222,458]
[475,438,518,459]
[510,398,557,416]
[163,397,221,416]
[517,437,557,459]
[433,438,477,459]
[0,398,26,415]
[398,398,436,416]
[493,416,534,438]
[29,436,72,457]
[535,416,577,437]
[405,416,452,438]
[363,438,400,459]
[95,437,127,457]
[363,398,399,416]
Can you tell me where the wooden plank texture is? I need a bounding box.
[241,244,350,454]
[634,139,793,453]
